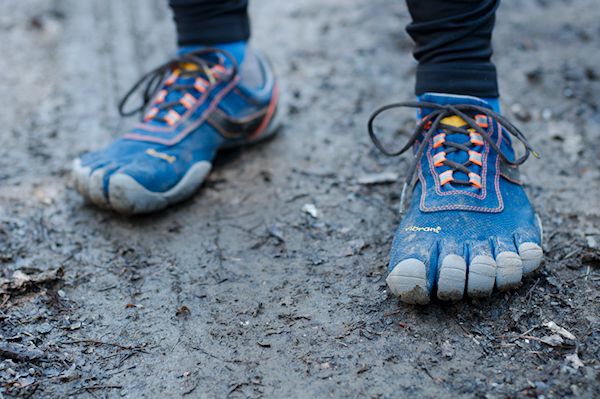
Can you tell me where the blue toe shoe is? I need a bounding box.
[73,48,279,214]
[368,93,543,304]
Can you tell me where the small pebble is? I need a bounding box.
[541,108,553,121]
[563,88,574,98]
[36,323,53,334]
[510,103,531,122]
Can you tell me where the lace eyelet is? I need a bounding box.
[164,110,180,126]
[180,93,196,110]
[433,133,446,148]
[155,90,167,103]
[468,172,482,189]
[433,151,446,167]
[164,70,180,86]
[194,78,207,93]
[468,150,483,166]
[143,107,158,122]
[439,170,454,185]
[469,131,484,146]
[475,114,489,128]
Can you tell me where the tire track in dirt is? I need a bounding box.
[1,0,599,397]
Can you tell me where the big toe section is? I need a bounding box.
[107,173,170,215]
[519,242,543,275]
[87,167,113,209]
[387,235,543,303]
[386,259,430,305]
[495,251,523,290]
[467,254,496,298]
[437,254,467,301]
[72,158,92,198]
[107,160,213,215]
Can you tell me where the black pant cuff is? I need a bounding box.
[415,63,499,98]
[175,14,250,46]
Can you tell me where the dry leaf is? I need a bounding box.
[565,353,584,369]
[1,267,64,294]
[301,203,319,218]
[176,305,190,317]
[544,321,576,340]
[540,334,564,346]
[357,172,399,185]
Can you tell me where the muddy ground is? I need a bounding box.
[1,0,599,398]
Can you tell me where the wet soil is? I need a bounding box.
[1,0,599,397]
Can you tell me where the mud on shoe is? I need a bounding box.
[368,93,543,304]
[72,48,280,214]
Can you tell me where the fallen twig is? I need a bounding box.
[0,342,46,362]
[0,267,64,294]
[60,339,149,353]
[71,384,122,395]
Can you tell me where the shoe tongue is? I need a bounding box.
[440,115,467,128]
[438,115,471,179]
[420,94,488,191]
[179,62,200,72]
[144,70,196,127]
[178,47,231,67]
[418,92,493,118]
[144,60,220,128]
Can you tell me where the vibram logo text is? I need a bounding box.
[146,149,176,164]
[404,225,442,234]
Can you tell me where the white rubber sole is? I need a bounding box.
[72,111,282,215]
[108,161,212,214]
[88,168,111,209]
[495,251,523,290]
[386,259,430,305]
[72,158,92,198]
[73,157,212,214]
[437,254,467,301]
[519,242,544,275]
[387,240,543,304]
[466,255,496,297]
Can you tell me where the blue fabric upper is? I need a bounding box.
[179,41,247,66]
[388,93,542,290]
[78,50,278,195]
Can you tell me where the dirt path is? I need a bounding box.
[1,0,599,397]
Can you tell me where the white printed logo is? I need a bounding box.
[404,225,442,234]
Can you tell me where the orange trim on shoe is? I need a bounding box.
[247,83,279,141]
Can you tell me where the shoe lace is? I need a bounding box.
[118,48,238,125]
[367,101,539,212]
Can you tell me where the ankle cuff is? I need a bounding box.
[415,63,499,98]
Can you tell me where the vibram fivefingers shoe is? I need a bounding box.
[72,48,279,214]
[368,93,543,304]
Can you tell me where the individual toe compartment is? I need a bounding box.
[73,154,115,204]
[87,163,121,209]
[108,173,169,215]
[466,241,496,298]
[72,158,92,198]
[108,160,212,215]
[386,240,438,305]
[514,217,544,276]
[493,237,523,291]
[387,259,429,305]
[518,242,543,275]
[436,241,467,301]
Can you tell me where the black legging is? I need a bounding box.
[169,0,499,98]
[169,0,251,45]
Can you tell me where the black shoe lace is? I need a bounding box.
[118,48,238,123]
[367,101,539,212]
